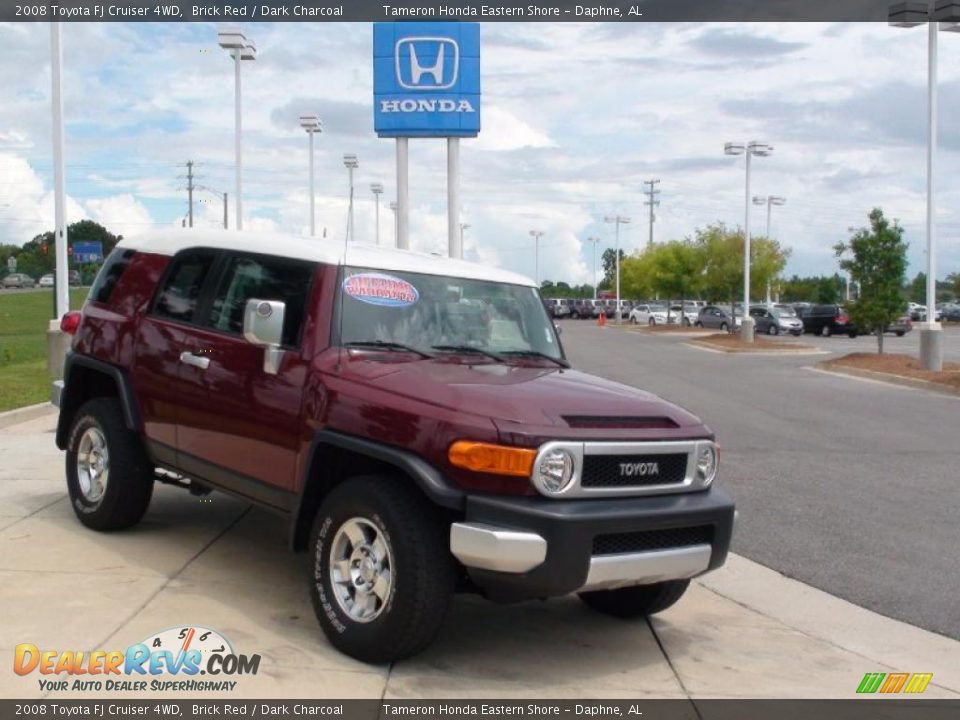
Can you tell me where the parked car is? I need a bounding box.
[567,298,597,319]
[51,229,734,664]
[696,306,741,332]
[38,274,55,288]
[1,273,34,289]
[543,298,571,319]
[942,304,960,322]
[846,315,913,338]
[628,303,671,326]
[908,302,927,321]
[669,303,700,327]
[69,270,82,287]
[748,305,804,336]
[798,304,851,337]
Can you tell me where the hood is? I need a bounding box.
[338,354,704,432]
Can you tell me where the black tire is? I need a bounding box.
[821,324,832,337]
[768,324,779,336]
[309,475,455,663]
[719,322,728,332]
[896,331,905,337]
[630,316,637,325]
[571,311,580,320]
[694,321,702,328]
[65,397,154,531]
[579,579,690,619]
[848,331,858,339]
[682,318,691,327]
[648,317,656,326]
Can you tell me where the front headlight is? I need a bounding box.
[534,448,575,495]
[696,443,718,486]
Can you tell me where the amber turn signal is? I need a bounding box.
[448,441,536,477]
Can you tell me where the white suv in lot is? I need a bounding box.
[629,303,671,325]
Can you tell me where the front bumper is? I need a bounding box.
[450,487,735,602]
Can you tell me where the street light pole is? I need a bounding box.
[218,28,256,231]
[371,183,384,245]
[725,141,773,342]
[604,216,631,324]
[389,201,398,248]
[299,115,322,237]
[586,236,600,299]
[460,223,470,251]
[888,1,960,370]
[343,154,359,242]
[753,195,785,304]
[529,230,544,288]
[50,22,69,321]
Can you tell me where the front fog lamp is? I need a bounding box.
[534,449,575,495]
[696,444,718,486]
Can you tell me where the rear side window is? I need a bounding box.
[153,251,216,324]
[88,248,135,305]
[207,254,315,348]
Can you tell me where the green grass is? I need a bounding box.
[0,289,87,411]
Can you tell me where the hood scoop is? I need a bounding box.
[562,416,679,430]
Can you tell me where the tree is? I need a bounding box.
[834,209,907,354]
[7,220,121,283]
[908,272,927,304]
[647,241,705,323]
[948,272,960,300]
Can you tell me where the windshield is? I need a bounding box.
[337,266,564,361]
[774,307,796,318]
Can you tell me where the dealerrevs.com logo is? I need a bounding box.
[14,626,261,693]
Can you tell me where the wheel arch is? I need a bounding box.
[56,354,141,450]
[290,431,465,551]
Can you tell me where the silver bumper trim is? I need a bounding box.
[450,522,547,574]
[51,380,64,408]
[581,544,712,592]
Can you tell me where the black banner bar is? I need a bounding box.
[1,0,899,23]
[1,700,959,720]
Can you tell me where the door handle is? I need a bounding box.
[179,351,210,370]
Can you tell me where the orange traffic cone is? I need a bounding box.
[598,312,606,327]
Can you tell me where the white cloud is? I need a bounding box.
[84,194,153,237]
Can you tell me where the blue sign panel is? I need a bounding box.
[373,22,481,138]
[72,241,103,264]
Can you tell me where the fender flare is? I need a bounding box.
[290,430,465,550]
[55,353,141,449]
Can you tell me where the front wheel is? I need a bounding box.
[694,321,702,328]
[65,398,154,531]
[309,475,455,663]
[821,324,832,337]
[579,579,690,619]
[630,316,637,325]
[768,324,779,336]
[719,322,728,332]
[648,317,656,326]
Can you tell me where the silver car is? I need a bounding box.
[749,305,804,336]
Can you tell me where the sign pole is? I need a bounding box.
[50,22,69,321]
[396,138,410,250]
[448,138,461,259]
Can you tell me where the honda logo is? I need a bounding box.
[395,37,459,90]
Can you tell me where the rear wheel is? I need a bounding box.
[630,316,637,325]
[309,475,455,663]
[648,317,656,326]
[768,324,779,336]
[719,322,728,332]
[65,398,154,531]
[579,580,690,619]
[821,324,832,337]
[896,331,905,337]
[682,318,691,327]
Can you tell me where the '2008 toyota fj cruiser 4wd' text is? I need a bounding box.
[53,230,735,663]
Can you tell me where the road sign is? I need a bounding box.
[7,256,15,272]
[373,22,481,138]
[72,241,103,264]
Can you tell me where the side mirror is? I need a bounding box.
[243,299,286,375]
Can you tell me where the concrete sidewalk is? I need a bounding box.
[1,409,957,700]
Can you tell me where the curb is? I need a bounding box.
[0,402,56,430]
[814,363,960,397]
[686,341,829,356]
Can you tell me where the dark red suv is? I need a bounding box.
[53,230,735,663]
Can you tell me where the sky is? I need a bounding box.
[1,21,959,286]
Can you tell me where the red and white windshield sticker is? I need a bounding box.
[343,272,419,308]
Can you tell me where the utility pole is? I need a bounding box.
[643,179,660,250]
[179,161,198,228]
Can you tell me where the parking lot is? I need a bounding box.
[1,324,959,700]
[561,321,960,639]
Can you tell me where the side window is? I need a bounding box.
[208,254,315,348]
[88,248,135,305]
[153,251,216,324]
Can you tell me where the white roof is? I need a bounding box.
[119,229,536,288]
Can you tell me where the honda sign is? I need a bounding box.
[374,23,481,138]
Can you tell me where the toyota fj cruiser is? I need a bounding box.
[53,230,735,663]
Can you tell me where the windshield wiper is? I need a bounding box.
[344,341,434,359]
[431,345,506,362]
[499,350,570,368]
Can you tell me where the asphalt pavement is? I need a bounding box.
[559,321,960,640]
